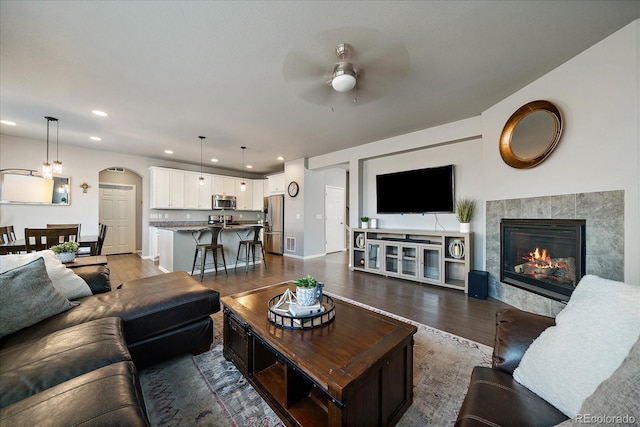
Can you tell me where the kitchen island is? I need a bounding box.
[154,223,264,275]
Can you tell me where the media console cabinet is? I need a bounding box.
[351,228,473,292]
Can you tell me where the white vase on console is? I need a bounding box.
[459,222,471,233]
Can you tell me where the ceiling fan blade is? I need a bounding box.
[283,51,327,82]
[358,42,410,80]
[298,83,334,105]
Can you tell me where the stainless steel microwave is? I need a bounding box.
[212,194,236,210]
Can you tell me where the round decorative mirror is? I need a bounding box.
[499,100,563,169]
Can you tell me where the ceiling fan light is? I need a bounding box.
[331,71,356,92]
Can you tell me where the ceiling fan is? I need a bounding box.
[328,43,358,93]
[283,28,410,106]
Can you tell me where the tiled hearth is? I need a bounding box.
[486,190,624,316]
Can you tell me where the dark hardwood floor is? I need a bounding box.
[106,251,513,346]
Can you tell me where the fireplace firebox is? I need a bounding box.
[501,219,586,302]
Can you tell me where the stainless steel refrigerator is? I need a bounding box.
[264,195,284,255]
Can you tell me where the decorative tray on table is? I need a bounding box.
[268,289,336,330]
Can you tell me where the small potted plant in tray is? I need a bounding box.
[50,241,79,263]
[293,274,318,306]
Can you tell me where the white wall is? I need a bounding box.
[482,19,639,284]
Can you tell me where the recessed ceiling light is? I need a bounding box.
[0,120,16,126]
[89,136,102,141]
[164,150,174,154]
[210,158,219,162]
[92,110,108,117]
[246,165,253,169]
[277,156,284,161]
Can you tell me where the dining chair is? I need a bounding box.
[0,225,16,244]
[95,223,108,255]
[24,227,79,252]
[47,223,81,242]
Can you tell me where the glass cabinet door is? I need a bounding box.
[367,242,382,271]
[401,245,418,277]
[420,246,441,282]
[384,244,399,274]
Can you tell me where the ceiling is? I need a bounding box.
[1,1,638,175]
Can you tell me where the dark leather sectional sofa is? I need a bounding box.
[455,308,569,426]
[0,267,220,426]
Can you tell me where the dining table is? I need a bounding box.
[0,235,99,256]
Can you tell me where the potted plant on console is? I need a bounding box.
[293,275,318,306]
[360,216,370,229]
[456,197,475,233]
[50,241,79,263]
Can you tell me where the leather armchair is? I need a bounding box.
[455,309,569,426]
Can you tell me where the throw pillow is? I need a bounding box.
[514,275,640,418]
[552,337,640,426]
[0,257,76,338]
[0,250,92,300]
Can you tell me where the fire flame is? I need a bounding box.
[523,247,559,268]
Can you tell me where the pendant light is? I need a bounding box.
[42,116,58,179]
[52,118,62,174]
[240,146,246,191]
[198,136,205,186]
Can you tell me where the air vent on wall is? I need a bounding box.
[106,167,125,173]
[285,237,296,252]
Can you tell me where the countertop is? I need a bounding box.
[154,223,263,232]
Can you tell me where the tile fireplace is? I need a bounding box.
[501,219,586,302]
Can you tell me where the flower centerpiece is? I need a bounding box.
[293,274,318,306]
[50,241,79,263]
[456,197,476,233]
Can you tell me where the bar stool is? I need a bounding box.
[191,227,227,281]
[235,225,267,272]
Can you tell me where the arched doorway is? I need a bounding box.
[98,167,143,255]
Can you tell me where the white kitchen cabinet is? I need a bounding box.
[212,175,237,196]
[252,179,266,210]
[234,178,253,210]
[148,226,159,261]
[185,172,212,209]
[157,228,174,273]
[268,173,285,194]
[150,167,185,209]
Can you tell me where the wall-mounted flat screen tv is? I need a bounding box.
[376,164,455,214]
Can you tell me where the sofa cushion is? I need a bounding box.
[0,361,149,427]
[73,264,112,294]
[1,271,220,348]
[0,250,92,300]
[513,275,640,418]
[455,366,568,427]
[0,317,131,408]
[0,258,76,338]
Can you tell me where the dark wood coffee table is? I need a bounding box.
[222,282,417,427]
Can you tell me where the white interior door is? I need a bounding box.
[325,185,346,253]
[99,184,135,255]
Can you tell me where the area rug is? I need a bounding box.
[139,293,492,426]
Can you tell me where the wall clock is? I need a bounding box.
[287,181,299,197]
